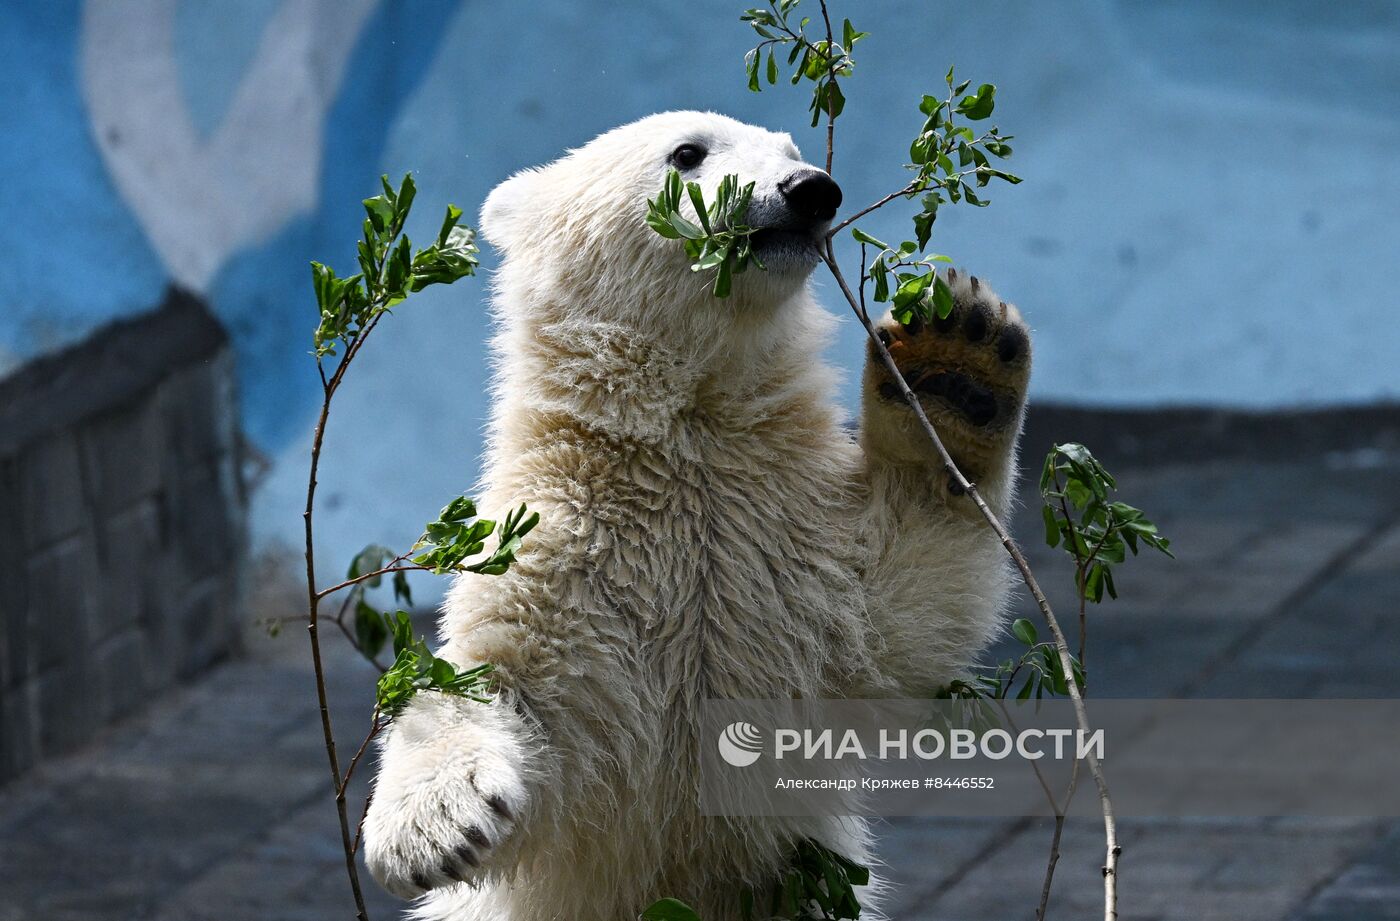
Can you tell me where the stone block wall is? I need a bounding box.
[0,289,247,783]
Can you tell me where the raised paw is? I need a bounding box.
[364,764,523,898]
[361,697,531,899]
[862,269,1031,492]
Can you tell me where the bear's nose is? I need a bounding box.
[779,170,843,223]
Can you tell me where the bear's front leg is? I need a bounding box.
[856,270,1031,695]
[861,268,1031,515]
[362,692,541,899]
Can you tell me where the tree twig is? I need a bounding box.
[318,561,432,600]
[1035,756,1081,921]
[340,713,385,797]
[827,183,918,239]
[304,382,372,920]
[819,241,1119,920]
[818,0,837,174]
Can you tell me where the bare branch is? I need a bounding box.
[827,182,919,239]
[304,390,372,919]
[317,561,431,600]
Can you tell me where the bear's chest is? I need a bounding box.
[589,433,869,699]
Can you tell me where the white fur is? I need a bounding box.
[363,112,1022,920]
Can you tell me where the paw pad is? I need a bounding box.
[865,268,1031,478]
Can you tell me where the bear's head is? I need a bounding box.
[481,111,842,332]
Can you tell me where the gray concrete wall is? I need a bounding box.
[0,289,247,783]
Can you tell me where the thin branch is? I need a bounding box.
[827,182,918,239]
[317,561,431,600]
[304,309,399,921]
[818,0,837,174]
[820,241,1118,921]
[993,698,1060,815]
[1036,757,1082,921]
[353,788,376,857]
[304,391,372,920]
[340,714,386,797]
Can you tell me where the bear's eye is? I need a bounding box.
[670,144,707,170]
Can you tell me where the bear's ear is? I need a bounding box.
[480,168,544,252]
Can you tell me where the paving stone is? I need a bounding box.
[3,451,1400,919]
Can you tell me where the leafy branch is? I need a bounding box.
[301,173,535,920]
[374,611,495,717]
[1041,443,1173,617]
[641,840,870,921]
[647,170,762,297]
[1028,444,1172,919]
[643,3,1178,919]
[741,2,867,168]
[942,616,1086,704]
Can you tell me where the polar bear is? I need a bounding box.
[362,111,1031,920]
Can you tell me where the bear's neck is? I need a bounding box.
[484,298,842,454]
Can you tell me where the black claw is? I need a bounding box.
[455,844,479,868]
[486,795,514,821]
[466,826,491,848]
[997,325,1028,363]
[964,304,992,343]
[412,871,432,891]
[970,275,980,292]
[441,859,465,882]
[947,267,958,282]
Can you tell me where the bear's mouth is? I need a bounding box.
[749,227,823,265]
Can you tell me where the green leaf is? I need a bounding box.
[930,275,955,319]
[646,205,682,239]
[392,570,413,606]
[872,260,890,302]
[693,246,729,271]
[1042,505,1061,547]
[395,173,417,223]
[640,899,702,921]
[1011,617,1038,646]
[851,227,888,249]
[957,83,997,120]
[842,18,868,49]
[348,544,394,586]
[714,257,734,298]
[438,203,463,246]
[767,46,778,85]
[362,196,393,233]
[686,183,712,234]
[891,271,933,310]
[355,601,389,659]
[667,213,706,240]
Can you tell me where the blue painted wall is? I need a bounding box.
[6,0,1400,567]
